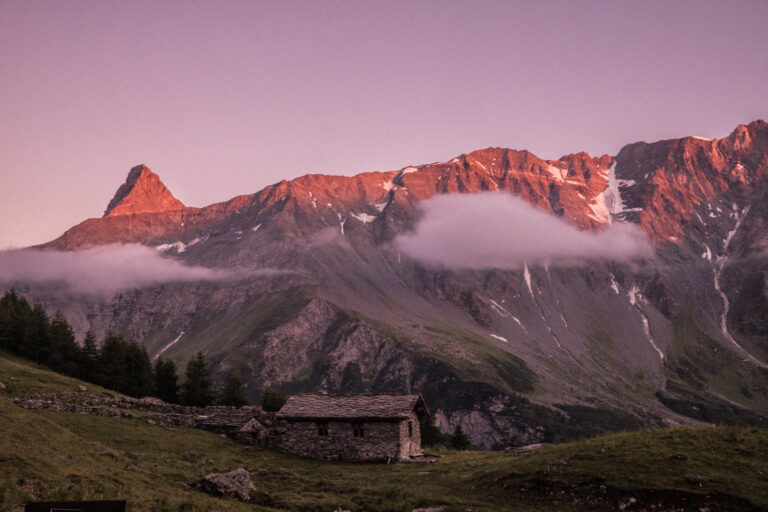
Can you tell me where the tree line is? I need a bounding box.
[0,289,252,407]
[0,289,460,447]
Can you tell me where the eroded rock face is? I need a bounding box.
[198,468,255,502]
[104,165,185,217]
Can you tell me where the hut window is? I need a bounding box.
[317,422,329,436]
[408,421,413,438]
[352,422,364,437]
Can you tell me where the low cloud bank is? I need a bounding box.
[395,192,653,269]
[0,244,246,295]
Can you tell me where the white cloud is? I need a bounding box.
[395,192,653,269]
[0,244,244,295]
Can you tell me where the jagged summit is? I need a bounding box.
[104,165,185,217]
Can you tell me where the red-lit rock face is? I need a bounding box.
[42,119,768,251]
[104,165,186,217]
[613,120,768,242]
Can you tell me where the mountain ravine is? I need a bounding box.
[8,120,768,449]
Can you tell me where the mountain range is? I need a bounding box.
[10,120,768,448]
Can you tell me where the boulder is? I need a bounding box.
[683,473,708,487]
[0,382,6,390]
[198,468,255,502]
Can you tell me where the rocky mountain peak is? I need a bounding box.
[104,165,186,217]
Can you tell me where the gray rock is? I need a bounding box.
[683,473,708,486]
[198,468,255,502]
[0,382,6,390]
[77,385,87,392]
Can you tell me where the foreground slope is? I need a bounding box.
[9,120,768,448]
[1,353,767,512]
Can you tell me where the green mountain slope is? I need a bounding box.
[1,353,767,511]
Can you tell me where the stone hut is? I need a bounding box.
[274,393,430,462]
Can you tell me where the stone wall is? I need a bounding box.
[397,411,422,459]
[275,419,404,462]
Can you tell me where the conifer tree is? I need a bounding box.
[49,311,79,375]
[154,357,180,404]
[27,304,51,364]
[420,414,443,447]
[218,372,248,407]
[78,330,99,380]
[123,340,154,397]
[99,333,129,391]
[182,352,214,407]
[261,388,288,412]
[0,290,17,351]
[450,424,470,450]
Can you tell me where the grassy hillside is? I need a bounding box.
[1,352,767,511]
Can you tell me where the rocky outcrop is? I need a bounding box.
[197,469,255,502]
[104,164,185,217]
[12,392,269,434]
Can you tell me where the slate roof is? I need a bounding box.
[276,393,429,421]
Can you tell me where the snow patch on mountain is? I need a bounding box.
[489,334,508,343]
[546,164,568,182]
[603,162,626,217]
[523,264,533,296]
[640,313,664,360]
[156,241,187,253]
[609,273,620,294]
[712,206,766,367]
[489,299,510,317]
[511,316,528,333]
[155,330,185,360]
[627,284,639,306]
[352,213,376,224]
[587,195,610,223]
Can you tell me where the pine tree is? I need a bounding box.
[154,357,180,404]
[218,372,248,408]
[182,352,213,407]
[78,331,99,380]
[49,311,79,375]
[420,414,443,447]
[123,341,155,397]
[260,388,288,412]
[0,290,17,351]
[99,333,129,391]
[450,424,470,450]
[0,289,28,354]
[27,304,51,364]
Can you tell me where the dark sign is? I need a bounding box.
[25,500,126,512]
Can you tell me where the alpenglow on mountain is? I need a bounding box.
[11,120,768,448]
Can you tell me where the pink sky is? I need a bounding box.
[1,0,767,248]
